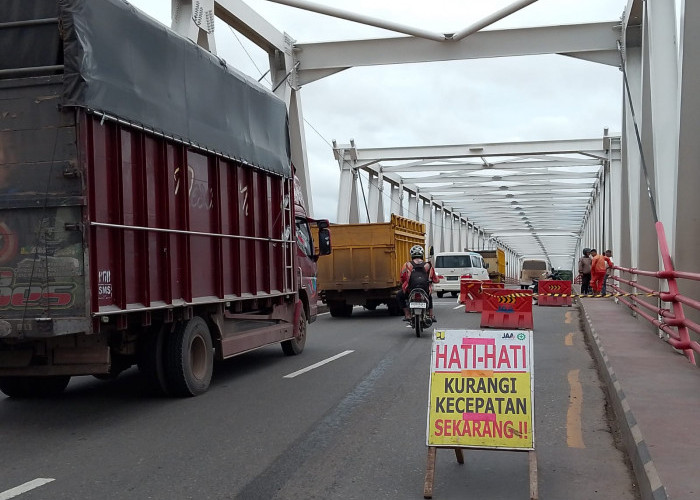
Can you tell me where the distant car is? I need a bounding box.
[433,251,490,298]
[519,259,551,289]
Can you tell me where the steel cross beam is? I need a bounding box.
[295,22,622,85]
[334,135,619,262]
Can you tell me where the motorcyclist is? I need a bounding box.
[397,245,439,323]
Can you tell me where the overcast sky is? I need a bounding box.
[128,0,627,222]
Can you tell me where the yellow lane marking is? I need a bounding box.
[567,369,585,449]
[565,333,574,346]
[564,311,574,324]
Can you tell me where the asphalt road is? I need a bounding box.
[0,297,639,499]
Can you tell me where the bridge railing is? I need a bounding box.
[610,222,700,364]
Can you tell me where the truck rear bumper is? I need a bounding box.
[0,318,91,339]
[0,333,110,376]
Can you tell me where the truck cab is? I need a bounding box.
[293,177,331,320]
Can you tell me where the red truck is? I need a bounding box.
[0,0,330,397]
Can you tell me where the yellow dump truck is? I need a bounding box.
[317,215,425,317]
[476,248,507,282]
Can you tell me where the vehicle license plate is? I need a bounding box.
[410,302,427,309]
[446,276,458,281]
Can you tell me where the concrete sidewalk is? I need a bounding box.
[579,297,700,500]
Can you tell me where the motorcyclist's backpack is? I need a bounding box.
[408,261,431,292]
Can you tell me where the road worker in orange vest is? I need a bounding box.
[590,249,613,294]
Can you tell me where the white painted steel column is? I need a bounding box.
[336,148,360,223]
[269,34,316,217]
[675,0,700,323]
[366,170,384,223]
[427,201,435,254]
[410,192,420,222]
[609,137,623,263]
[595,182,602,250]
[457,215,463,252]
[390,183,403,217]
[636,18,662,295]
[439,205,446,254]
[448,212,455,251]
[645,0,679,255]
[287,92,315,215]
[422,200,432,248]
[452,215,459,251]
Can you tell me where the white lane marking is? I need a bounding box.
[453,304,464,310]
[284,350,354,378]
[0,479,55,500]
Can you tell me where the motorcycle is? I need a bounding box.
[408,288,432,338]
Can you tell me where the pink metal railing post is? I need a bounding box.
[655,222,696,364]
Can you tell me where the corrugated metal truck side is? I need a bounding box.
[0,0,330,398]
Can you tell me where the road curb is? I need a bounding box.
[578,301,668,500]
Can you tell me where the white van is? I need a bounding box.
[519,259,551,289]
[432,251,490,298]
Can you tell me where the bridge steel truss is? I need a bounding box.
[168,0,698,295]
[333,137,620,280]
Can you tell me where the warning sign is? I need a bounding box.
[427,329,534,450]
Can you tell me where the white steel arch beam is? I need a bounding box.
[295,22,622,85]
[450,0,539,41]
[214,0,287,52]
[266,0,445,41]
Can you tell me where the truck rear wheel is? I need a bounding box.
[137,325,170,395]
[282,308,307,355]
[0,376,70,398]
[163,316,214,397]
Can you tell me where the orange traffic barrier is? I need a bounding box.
[480,289,534,329]
[483,283,505,290]
[459,279,485,312]
[537,280,573,307]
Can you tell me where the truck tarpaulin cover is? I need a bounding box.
[56,0,291,177]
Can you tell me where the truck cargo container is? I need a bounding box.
[317,216,425,317]
[476,248,507,282]
[0,0,330,397]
